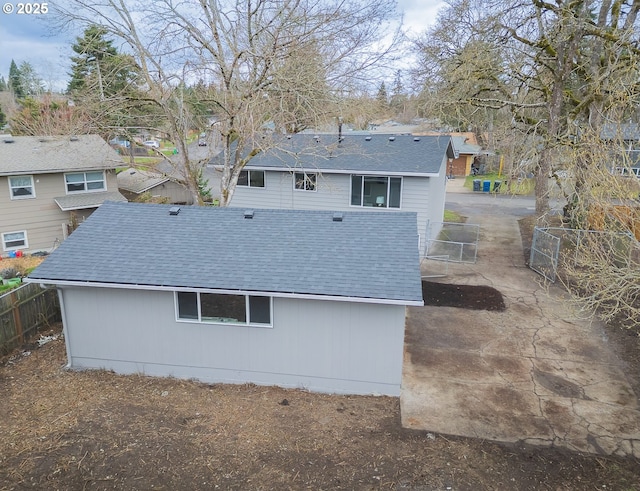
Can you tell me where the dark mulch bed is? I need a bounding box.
[422,280,506,311]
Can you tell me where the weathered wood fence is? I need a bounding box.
[0,283,61,355]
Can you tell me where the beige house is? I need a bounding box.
[0,135,127,254]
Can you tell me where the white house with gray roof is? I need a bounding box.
[0,135,126,254]
[209,134,456,253]
[28,201,423,396]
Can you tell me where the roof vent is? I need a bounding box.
[365,136,372,141]
[332,212,344,222]
[169,206,181,215]
[388,136,396,142]
[413,137,420,142]
[244,209,254,219]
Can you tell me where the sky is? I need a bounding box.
[0,0,445,93]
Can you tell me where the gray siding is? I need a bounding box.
[228,165,448,250]
[0,171,118,252]
[60,286,407,396]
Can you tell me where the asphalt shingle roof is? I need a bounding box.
[0,135,124,175]
[210,134,454,175]
[54,191,127,211]
[29,201,423,304]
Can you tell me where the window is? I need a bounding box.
[350,175,402,208]
[294,172,317,191]
[65,171,105,193]
[8,176,35,199]
[237,170,265,188]
[176,292,272,326]
[2,231,27,251]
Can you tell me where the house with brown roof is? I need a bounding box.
[0,134,127,254]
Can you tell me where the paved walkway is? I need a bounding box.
[401,182,640,457]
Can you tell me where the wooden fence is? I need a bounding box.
[0,283,61,355]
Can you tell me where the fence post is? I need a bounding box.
[10,291,24,345]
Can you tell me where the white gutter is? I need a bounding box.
[25,278,424,307]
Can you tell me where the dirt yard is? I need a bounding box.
[1,322,639,490]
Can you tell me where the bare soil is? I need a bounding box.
[1,235,639,489]
[1,323,639,490]
[422,281,506,311]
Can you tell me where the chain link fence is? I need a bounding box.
[529,226,637,282]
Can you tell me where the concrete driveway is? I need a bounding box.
[401,180,640,457]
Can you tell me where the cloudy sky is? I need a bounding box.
[0,0,445,92]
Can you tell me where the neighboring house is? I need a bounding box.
[210,134,457,252]
[0,135,127,254]
[601,123,640,177]
[117,167,194,204]
[27,202,423,396]
[418,132,482,177]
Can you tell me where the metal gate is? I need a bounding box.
[529,227,561,282]
[424,221,480,264]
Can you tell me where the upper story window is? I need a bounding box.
[176,291,272,327]
[8,175,35,199]
[65,171,105,193]
[2,231,28,251]
[350,175,402,208]
[294,172,317,191]
[237,170,265,188]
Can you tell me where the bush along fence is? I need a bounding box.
[0,283,61,355]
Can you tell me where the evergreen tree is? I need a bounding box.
[0,76,7,91]
[376,81,389,108]
[0,104,6,127]
[67,25,136,98]
[18,61,44,96]
[9,60,24,98]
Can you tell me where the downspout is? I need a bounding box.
[56,288,73,369]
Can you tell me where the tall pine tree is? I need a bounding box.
[9,60,24,98]
[67,25,137,98]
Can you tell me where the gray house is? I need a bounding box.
[0,135,126,253]
[209,134,456,252]
[117,167,194,204]
[28,201,423,396]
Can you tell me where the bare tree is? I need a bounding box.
[51,0,401,205]
[412,0,640,215]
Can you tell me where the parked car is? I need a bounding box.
[143,140,160,148]
[198,138,207,146]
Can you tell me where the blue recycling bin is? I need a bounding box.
[482,180,491,192]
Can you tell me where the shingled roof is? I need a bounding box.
[209,134,455,176]
[28,201,423,305]
[0,135,123,175]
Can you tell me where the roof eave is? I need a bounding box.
[209,165,440,178]
[26,278,424,307]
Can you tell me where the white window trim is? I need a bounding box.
[8,175,36,200]
[2,230,28,252]
[293,171,317,192]
[237,170,266,189]
[174,291,273,328]
[64,171,106,194]
[349,175,403,209]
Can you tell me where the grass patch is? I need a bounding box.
[465,172,534,195]
[443,209,466,223]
